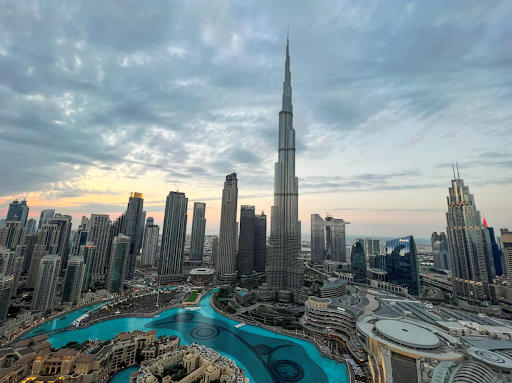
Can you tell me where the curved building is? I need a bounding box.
[189,267,215,284]
[300,296,365,360]
[320,277,347,298]
[357,316,465,383]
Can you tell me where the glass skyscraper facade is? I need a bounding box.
[351,242,367,284]
[380,236,421,296]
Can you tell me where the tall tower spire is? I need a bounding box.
[282,36,293,113]
[267,37,303,291]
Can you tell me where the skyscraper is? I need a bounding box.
[79,243,96,292]
[106,235,130,294]
[141,224,159,267]
[237,206,256,276]
[0,221,26,249]
[483,219,504,276]
[72,216,91,256]
[0,220,5,229]
[446,173,493,302]
[62,256,85,305]
[0,274,14,326]
[6,199,29,227]
[351,242,367,284]
[217,174,238,282]
[381,236,421,296]
[212,235,219,273]
[26,224,60,288]
[89,214,112,285]
[311,214,326,263]
[32,254,61,313]
[158,192,188,283]
[26,219,37,234]
[47,214,72,270]
[38,209,55,230]
[325,215,349,262]
[123,192,145,280]
[146,217,154,226]
[501,229,512,299]
[190,202,207,261]
[21,233,38,273]
[267,38,302,291]
[254,211,267,273]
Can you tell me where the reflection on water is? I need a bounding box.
[26,294,348,383]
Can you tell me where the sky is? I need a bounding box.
[0,0,511,239]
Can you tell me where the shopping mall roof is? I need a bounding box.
[190,268,215,275]
[375,319,440,349]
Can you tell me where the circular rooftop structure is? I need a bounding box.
[375,320,440,349]
[467,348,512,370]
[189,268,215,284]
[190,268,215,275]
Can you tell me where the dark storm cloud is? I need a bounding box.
[0,0,511,206]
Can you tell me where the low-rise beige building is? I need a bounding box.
[130,343,249,383]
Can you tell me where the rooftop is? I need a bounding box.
[375,319,440,349]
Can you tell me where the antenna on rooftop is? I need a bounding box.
[452,164,456,179]
[456,162,460,179]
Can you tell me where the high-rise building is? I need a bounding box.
[190,202,207,261]
[123,192,144,280]
[146,217,154,226]
[141,224,159,267]
[311,214,326,263]
[0,248,14,276]
[356,238,381,256]
[502,229,512,299]
[26,224,60,288]
[217,174,238,282]
[8,248,24,296]
[6,199,29,227]
[47,214,72,270]
[89,214,112,285]
[140,210,146,251]
[483,219,504,277]
[379,236,421,296]
[325,215,349,262]
[254,211,267,273]
[26,219,37,234]
[0,221,26,249]
[21,233,38,273]
[267,39,303,291]
[311,214,350,263]
[62,256,85,305]
[0,273,14,326]
[79,243,96,292]
[38,209,55,230]
[32,254,61,313]
[158,192,188,283]
[72,217,91,256]
[446,173,493,302]
[351,242,367,284]
[212,235,219,274]
[433,240,451,271]
[0,219,5,229]
[106,235,130,294]
[237,206,256,276]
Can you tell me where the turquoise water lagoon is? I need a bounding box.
[26,293,349,383]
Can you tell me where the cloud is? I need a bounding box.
[1,0,511,236]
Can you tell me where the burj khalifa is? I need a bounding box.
[266,38,303,290]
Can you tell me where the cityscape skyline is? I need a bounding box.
[1,1,511,239]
